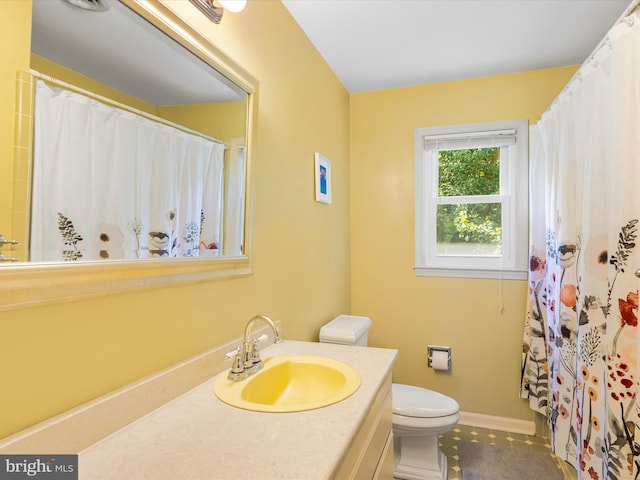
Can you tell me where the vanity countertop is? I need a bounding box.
[79,340,397,479]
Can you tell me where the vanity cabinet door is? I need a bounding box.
[335,372,393,479]
[372,431,394,479]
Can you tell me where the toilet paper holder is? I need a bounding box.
[427,345,451,369]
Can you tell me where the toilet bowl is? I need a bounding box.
[392,384,459,480]
[320,315,459,480]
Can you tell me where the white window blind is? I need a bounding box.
[423,129,517,150]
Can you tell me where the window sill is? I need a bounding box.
[414,265,527,280]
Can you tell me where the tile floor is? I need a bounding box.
[438,424,572,479]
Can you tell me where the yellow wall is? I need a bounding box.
[158,101,246,145]
[0,1,31,239]
[0,0,351,438]
[350,67,577,420]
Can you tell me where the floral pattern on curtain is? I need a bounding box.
[520,7,640,480]
[31,80,226,262]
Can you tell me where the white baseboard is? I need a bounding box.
[458,411,535,435]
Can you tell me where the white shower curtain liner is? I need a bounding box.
[521,3,640,479]
[223,139,246,256]
[31,80,226,262]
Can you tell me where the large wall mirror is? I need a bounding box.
[0,0,257,311]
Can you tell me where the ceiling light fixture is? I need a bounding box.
[188,0,246,24]
[219,0,247,13]
[62,0,110,12]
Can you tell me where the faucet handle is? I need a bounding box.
[224,347,241,360]
[250,334,268,358]
[250,338,263,365]
[254,334,268,345]
[225,346,245,376]
[230,355,245,375]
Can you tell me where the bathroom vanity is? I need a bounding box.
[0,339,397,479]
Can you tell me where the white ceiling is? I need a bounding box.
[281,0,631,93]
[31,0,245,105]
[31,0,632,102]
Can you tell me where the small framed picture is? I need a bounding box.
[314,152,332,204]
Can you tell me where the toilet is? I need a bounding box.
[320,315,459,480]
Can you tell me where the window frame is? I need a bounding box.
[414,119,529,280]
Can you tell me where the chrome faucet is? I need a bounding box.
[227,315,282,381]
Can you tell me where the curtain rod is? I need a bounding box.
[540,0,640,118]
[29,69,227,148]
[583,0,640,65]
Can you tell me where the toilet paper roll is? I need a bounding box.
[431,350,450,370]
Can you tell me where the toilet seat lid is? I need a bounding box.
[392,383,459,418]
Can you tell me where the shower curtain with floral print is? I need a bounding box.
[30,80,226,262]
[520,6,640,480]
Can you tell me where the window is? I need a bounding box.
[414,120,528,279]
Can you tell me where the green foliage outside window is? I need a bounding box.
[437,148,502,245]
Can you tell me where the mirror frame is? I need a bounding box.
[0,0,258,312]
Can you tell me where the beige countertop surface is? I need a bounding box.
[78,340,397,480]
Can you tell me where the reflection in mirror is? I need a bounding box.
[18,0,249,263]
[0,0,257,311]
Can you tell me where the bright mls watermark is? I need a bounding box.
[0,455,77,479]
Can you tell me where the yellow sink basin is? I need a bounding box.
[213,355,361,412]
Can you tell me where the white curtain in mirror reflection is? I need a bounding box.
[31,80,226,262]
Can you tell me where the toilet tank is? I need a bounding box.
[319,315,372,346]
